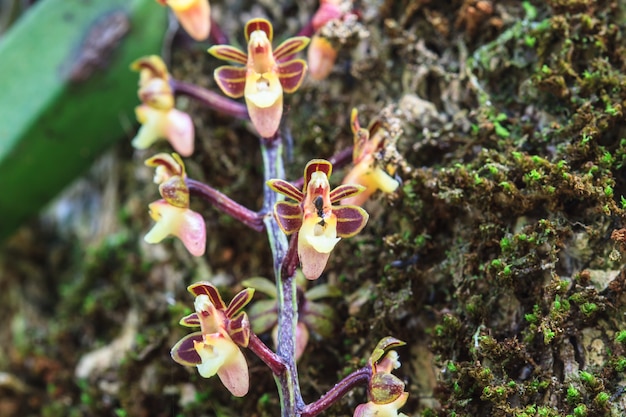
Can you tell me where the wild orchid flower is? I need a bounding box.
[171,282,254,397]
[308,0,343,80]
[208,18,309,138]
[155,0,211,41]
[143,153,206,256]
[267,159,369,280]
[354,337,409,417]
[342,108,400,206]
[131,56,195,156]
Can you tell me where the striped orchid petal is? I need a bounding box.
[330,183,365,203]
[304,159,332,188]
[226,312,251,347]
[188,281,227,310]
[333,205,369,238]
[214,66,246,98]
[225,288,255,318]
[278,59,308,93]
[180,312,201,327]
[274,201,304,234]
[208,45,248,64]
[245,18,273,42]
[267,179,304,202]
[170,331,203,366]
[273,36,310,61]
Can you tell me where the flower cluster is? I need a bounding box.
[171,282,254,397]
[208,18,309,138]
[143,153,206,256]
[130,56,195,156]
[268,159,369,280]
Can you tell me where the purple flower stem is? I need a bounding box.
[247,332,286,376]
[261,134,305,417]
[186,178,265,232]
[170,78,249,120]
[301,366,372,417]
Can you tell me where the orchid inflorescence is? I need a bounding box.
[131,2,407,417]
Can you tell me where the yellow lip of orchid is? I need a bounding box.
[208,18,310,138]
[132,105,195,157]
[144,199,206,256]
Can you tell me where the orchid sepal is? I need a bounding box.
[188,281,227,310]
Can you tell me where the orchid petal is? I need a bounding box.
[245,18,273,43]
[308,35,337,81]
[170,331,203,366]
[165,108,195,156]
[144,200,206,256]
[245,71,282,108]
[246,98,283,138]
[330,184,365,203]
[274,201,304,235]
[298,240,333,280]
[312,1,343,31]
[225,288,255,317]
[145,153,185,183]
[267,179,304,202]
[188,282,227,310]
[168,0,211,41]
[304,159,332,189]
[226,311,251,347]
[273,36,310,61]
[208,45,248,64]
[180,312,201,327]
[278,59,308,93]
[132,105,167,150]
[332,205,368,238]
[214,66,246,98]
[193,333,249,397]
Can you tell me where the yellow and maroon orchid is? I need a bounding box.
[267,159,369,280]
[155,0,211,41]
[342,109,400,206]
[353,337,409,417]
[143,153,206,256]
[171,282,254,397]
[131,56,195,156]
[208,18,310,138]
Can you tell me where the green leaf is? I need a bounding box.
[0,0,167,241]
